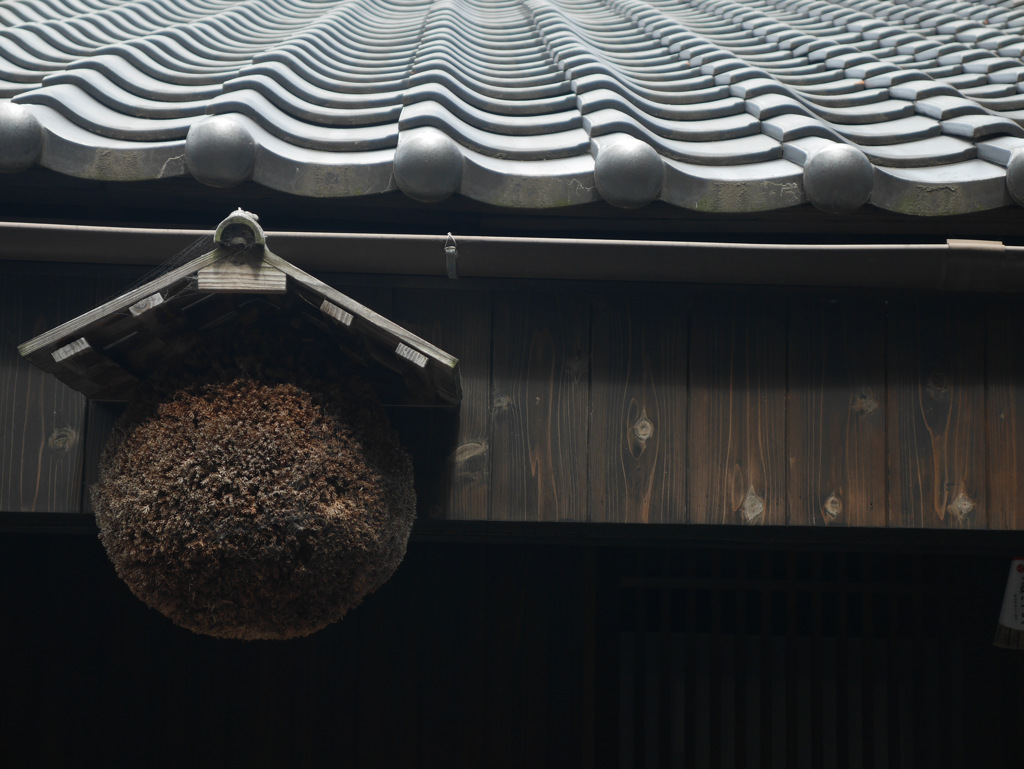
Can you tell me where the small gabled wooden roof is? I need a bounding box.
[18,210,461,405]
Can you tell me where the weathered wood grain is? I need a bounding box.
[11,263,1024,533]
[331,284,393,317]
[589,293,687,523]
[1,274,90,513]
[392,288,491,520]
[196,254,287,294]
[688,296,787,525]
[985,302,1024,530]
[788,299,886,527]
[17,251,223,358]
[887,300,985,529]
[491,291,589,522]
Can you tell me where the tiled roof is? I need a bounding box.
[3,0,1024,214]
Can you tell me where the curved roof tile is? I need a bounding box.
[3,0,1024,213]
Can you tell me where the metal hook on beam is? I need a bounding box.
[444,232,459,280]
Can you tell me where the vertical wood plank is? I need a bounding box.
[886,560,902,768]
[417,544,461,768]
[521,549,550,769]
[0,274,89,513]
[590,293,688,523]
[489,547,526,765]
[689,296,787,525]
[862,557,876,768]
[683,554,698,769]
[887,300,986,528]
[491,291,589,522]
[581,547,598,769]
[788,299,886,527]
[836,554,851,769]
[785,554,800,768]
[734,555,749,769]
[986,301,1024,530]
[593,548,622,769]
[758,553,774,769]
[549,546,586,769]
[633,556,648,769]
[658,555,673,767]
[709,551,723,768]
[392,288,492,520]
[811,553,825,769]
[352,562,420,769]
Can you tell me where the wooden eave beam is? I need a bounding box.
[4,221,1024,293]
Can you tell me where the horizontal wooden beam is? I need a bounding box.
[408,520,1024,554]
[6,514,1024,555]
[197,253,287,294]
[4,221,1024,293]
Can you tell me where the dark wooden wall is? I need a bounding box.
[601,545,1024,769]
[0,534,589,769]
[2,533,1022,769]
[4,262,1024,530]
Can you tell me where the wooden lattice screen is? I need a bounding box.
[598,549,1023,769]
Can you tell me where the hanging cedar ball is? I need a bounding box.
[91,326,416,641]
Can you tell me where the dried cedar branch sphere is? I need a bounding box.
[93,368,415,641]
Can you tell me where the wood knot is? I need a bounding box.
[491,391,511,411]
[632,413,654,442]
[947,493,974,522]
[47,426,78,453]
[566,356,588,382]
[738,487,765,524]
[452,441,487,464]
[851,389,878,415]
[926,372,949,398]
[626,403,654,460]
[822,493,842,521]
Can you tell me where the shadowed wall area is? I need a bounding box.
[2,532,1022,769]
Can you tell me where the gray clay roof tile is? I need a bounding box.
[4,0,1024,214]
